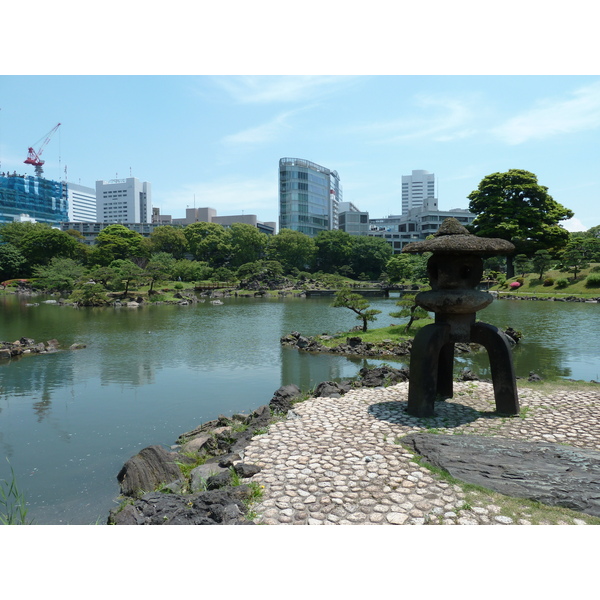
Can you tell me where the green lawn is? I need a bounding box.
[491,263,600,299]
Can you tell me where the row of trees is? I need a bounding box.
[513,235,600,282]
[0,221,394,288]
[1,169,597,289]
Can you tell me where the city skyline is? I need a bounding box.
[1,75,599,232]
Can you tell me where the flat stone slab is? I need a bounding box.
[401,433,600,517]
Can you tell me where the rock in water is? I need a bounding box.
[401,433,600,517]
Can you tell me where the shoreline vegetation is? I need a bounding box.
[2,258,600,305]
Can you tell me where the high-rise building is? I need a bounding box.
[64,182,97,222]
[96,177,152,223]
[402,169,436,214]
[278,157,342,237]
[0,172,68,225]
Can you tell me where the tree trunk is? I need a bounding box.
[506,255,515,279]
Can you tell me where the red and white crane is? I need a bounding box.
[24,122,61,177]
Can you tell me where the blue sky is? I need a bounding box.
[1,2,598,233]
[1,75,598,231]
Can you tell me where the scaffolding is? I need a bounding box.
[0,172,68,225]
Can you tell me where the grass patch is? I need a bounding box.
[175,452,208,480]
[317,320,434,348]
[243,482,265,521]
[0,461,32,525]
[518,379,600,392]
[491,263,600,299]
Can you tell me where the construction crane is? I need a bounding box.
[24,122,61,177]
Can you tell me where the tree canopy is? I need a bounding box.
[183,222,230,265]
[314,229,353,273]
[94,224,146,265]
[349,236,393,280]
[0,222,85,275]
[227,223,269,267]
[0,243,27,281]
[467,169,573,276]
[148,225,188,259]
[266,229,317,273]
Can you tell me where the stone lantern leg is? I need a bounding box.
[402,218,519,418]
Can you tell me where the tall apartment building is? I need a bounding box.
[64,182,97,222]
[279,157,341,237]
[96,177,152,223]
[402,169,436,214]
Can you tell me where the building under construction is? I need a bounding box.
[0,122,71,225]
[0,172,68,225]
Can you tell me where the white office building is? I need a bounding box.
[96,177,152,223]
[402,169,436,214]
[64,182,97,222]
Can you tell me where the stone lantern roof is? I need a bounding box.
[402,218,515,256]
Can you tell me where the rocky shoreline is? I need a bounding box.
[279,328,522,359]
[107,366,412,525]
[6,284,600,307]
[498,293,600,303]
[108,364,600,525]
[0,337,86,360]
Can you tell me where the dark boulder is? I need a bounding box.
[233,463,262,478]
[206,470,233,490]
[358,366,409,387]
[117,445,186,497]
[269,384,302,413]
[401,433,600,517]
[313,381,346,398]
[458,368,479,381]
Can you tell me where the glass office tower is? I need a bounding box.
[279,157,341,237]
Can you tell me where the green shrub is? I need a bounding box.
[543,277,555,287]
[555,278,569,289]
[591,265,600,273]
[585,273,600,288]
[174,282,184,290]
[516,277,525,285]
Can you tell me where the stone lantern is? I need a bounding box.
[402,218,519,418]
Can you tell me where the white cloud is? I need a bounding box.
[221,110,297,146]
[214,75,355,104]
[351,93,479,144]
[562,217,587,232]
[492,81,600,144]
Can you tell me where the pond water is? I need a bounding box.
[0,293,598,524]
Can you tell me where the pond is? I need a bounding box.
[0,293,598,524]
